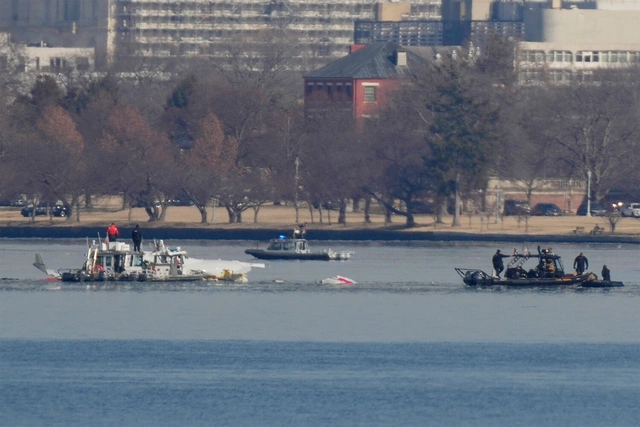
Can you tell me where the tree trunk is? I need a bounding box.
[364,198,371,224]
[452,182,461,227]
[406,212,416,227]
[308,204,315,224]
[338,200,347,225]
[436,201,446,224]
[158,204,167,222]
[197,205,208,223]
[352,197,361,212]
[385,208,392,225]
[253,206,260,223]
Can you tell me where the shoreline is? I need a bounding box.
[1,225,638,244]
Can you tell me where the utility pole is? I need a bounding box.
[495,183,501,224]
[294,157,300,223]
[586,170,592,217]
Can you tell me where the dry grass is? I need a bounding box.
[2,197,639,236]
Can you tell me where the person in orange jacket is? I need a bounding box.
[107,223,119,242]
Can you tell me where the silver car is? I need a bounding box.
[621,203,640,218]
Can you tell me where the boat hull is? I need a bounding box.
[60,270,208,282]
[245,249,332,261]
[456,268,623,288]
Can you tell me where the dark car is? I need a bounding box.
[21,202,69,217]
[21,203,49,217]
[576,202,607,216]
[504,200,530,216]
[51,205,69,217]
[531,203,563,216]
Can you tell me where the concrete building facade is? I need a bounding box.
[519,6,640,83]
[0,0,443,70]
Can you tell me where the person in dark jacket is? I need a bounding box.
[131,224,142,252]
[601,265,611,281]
[492,249,511,278]
[107,223,119,242]
[573,252,589,275]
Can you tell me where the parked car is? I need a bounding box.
[51,205,69,217]
[21,202,68,217]
[503,200,530,216]
[621,202,640,218]
[576,202,607,216]
[21,203,49,217]
[168,198,194,206]
[531,203,563,216]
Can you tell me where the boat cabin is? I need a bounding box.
[88,242,144,274]
[148,250,187,277]
[267,238,309,253]
[506,252,566,279]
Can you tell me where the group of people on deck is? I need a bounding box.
[105,223,143,252]
[491,249,612,281]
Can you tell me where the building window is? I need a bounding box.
[601,51,628,63]
[577,71,593,82]
[327,85,333,98]
[520,69,544,83]
[630,52,640,63]
[576,51,599,63]
[549,70,572,83]
[520,50,545,63]
[364,86,377,103]
[306,84,313,95]
[547,51,572,63]
[346,85,353,100]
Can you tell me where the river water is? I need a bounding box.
[0,239,638,426]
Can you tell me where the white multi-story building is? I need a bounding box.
[0,0,442,69]
[518,0,640,83]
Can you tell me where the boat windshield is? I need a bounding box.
[131,254,143,267]
[283,241,296,250]
[267,241,283,250]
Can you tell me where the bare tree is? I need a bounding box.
[539,72,639,201]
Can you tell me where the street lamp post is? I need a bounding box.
[495,183,501,224]
[294,157,300,223]
[586,170,592,217]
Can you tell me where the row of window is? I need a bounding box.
[520,69,594,83]
[306,83,377,103]
[307,82,353,100]
[520,50,640,64]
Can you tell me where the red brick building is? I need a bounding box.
[304,42,425,120]
[304,42,458,120]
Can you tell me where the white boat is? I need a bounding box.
[34,239,264,283]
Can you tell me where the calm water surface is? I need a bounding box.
[0,239,638,426]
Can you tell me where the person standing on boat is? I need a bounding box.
[132,224,142,252]
[601,265,611,281]
[107,223,119,242]
[573,252,589,275]
[492,249,511,278]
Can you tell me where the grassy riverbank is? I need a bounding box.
[1,196,640,240]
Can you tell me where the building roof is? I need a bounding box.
[304,41,425,80]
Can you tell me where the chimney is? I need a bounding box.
[395,50,407,67]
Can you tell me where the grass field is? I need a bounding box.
[2,197,639,236]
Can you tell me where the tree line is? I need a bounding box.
[1,35,639,226]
